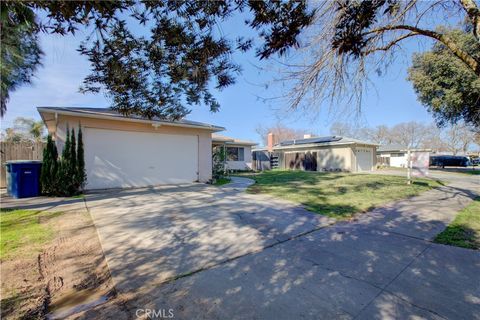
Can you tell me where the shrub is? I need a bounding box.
[40,135,58,195]
[40,124,87,196]
[76,125,87,190]
[212,146,227,181]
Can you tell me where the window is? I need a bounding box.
[227,147,244,161]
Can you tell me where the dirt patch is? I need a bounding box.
[1,208,131,319]
[1,256,47,319]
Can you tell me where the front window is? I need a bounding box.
[227,147,244,161]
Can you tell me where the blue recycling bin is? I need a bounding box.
[5,160,42,198]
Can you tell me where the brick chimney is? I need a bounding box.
[267,132,275,152]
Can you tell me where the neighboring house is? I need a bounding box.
[38,107,224,189]
[212,134,257,171]
[254,134,377,172]
[377,144,431,168]
[377,144,409,167]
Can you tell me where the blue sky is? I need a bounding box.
[3,12,435,145]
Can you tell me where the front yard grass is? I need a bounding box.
[434,197,480,250]
[213,177,231,186]
[0,209,61,260]
[247,170,442,219]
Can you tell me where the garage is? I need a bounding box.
[38,107,224,190]
[84,128,199,189]
[355,147,374,172]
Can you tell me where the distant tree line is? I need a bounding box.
[0,117,45,142]
[256,121,478,155]
[330,121,478,155]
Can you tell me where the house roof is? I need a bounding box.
[212,134,257,146]
[377,144,408,152]
[377,144,431,152]
[37,107,225,132]
[272,136,378,150]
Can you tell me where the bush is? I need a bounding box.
[40,135,58,195]
[212,146,227,181]
[40,125,87,196]
[76,126,87,190]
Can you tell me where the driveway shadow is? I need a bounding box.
[79,180,479,319]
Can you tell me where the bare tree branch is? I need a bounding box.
[366,24,480,75]
[363,32,419,55]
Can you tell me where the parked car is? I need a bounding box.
[429,155,469,167]
[470,157,480,166]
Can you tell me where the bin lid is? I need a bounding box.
[5,160,42,164]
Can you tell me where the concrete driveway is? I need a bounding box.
[84,176,480,319]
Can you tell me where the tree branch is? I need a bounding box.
[459,0,480,43]
[366,25,480,75]
[363,32,419,55]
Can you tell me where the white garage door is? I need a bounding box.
[355,147,373,172]
[84,128,198,189]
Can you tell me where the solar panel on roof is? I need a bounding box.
[279,136,342,146]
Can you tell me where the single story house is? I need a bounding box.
[38,107,224,189]
[377,144,431,168]
[377,144,409,167]
[212,134,257,170]
[253,134,377,172]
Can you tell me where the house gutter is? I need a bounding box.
[37,107,225,132]
[273,141,378,151]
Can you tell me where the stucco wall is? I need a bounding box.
[277,144,377,172]
[390,155,407,167]
[53,114,213,184]
[280,145,354,171]
[316,146,353,171]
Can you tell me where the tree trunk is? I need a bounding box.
[460,0,480,44]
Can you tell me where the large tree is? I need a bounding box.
[408,29,480,128]
[389,121,430,148]
[0,3,43,116]
[1,1,314,119]
[443,123,475,154]
[279,0,480,128]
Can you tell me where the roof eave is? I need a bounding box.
[37,107,225,132]
[273,141,378,150]
[213,141,257,146]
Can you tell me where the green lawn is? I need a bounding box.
[0,209,61,260]
[247,170,442,219]
[213,177,231,186]
[434,198,480,249]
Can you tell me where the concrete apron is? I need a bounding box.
[84,176,479,319]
